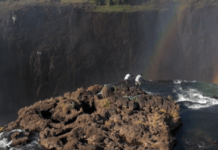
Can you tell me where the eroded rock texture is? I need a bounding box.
[6,84,181,150]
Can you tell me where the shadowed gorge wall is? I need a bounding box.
[1,3,218,124]
[0,5,159,123]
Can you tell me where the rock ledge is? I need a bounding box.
[6,84,181,150]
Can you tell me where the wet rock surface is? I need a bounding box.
[5,84,181,150]
[10,131,29,146]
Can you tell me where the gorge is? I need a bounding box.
[0,1,218,126]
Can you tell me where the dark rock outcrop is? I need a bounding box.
[212,95,218,99]
[5,84,181,150]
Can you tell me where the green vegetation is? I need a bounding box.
[0,127,4,132]
[113,86,117,93]
[170,112,179,118]
[159,108,167,114]
[93,4,156,12]
[0,0,218,13]
[135,96,139,103]
[71,102,75,109]
[123,95,141,101]
[60,0,87,3]
[167,95,172,100]
[104,100,110,108]
[99,98,111,108]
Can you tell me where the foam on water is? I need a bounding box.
[174,87,218,109]
[9,129,23,133]
[173,79,196,84]
[173,79,182,84]
[0,129,42,150]
[142,88,164,96]
[9,140,41,150]
[0,138,12,148]
[0,129,23,149]
[143,90,155,95]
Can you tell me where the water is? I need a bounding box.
[0,129,44,150]
[141,80,218,150]
[1,80,218,149]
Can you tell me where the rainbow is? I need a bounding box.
[143,2,187,80]
[213,66,218,83]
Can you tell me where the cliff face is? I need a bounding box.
[1,3,218,123]
[0,5,160,119]
[152,4,218,83]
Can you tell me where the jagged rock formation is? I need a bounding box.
[6,84,181,150]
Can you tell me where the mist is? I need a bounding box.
[1,1,218,125]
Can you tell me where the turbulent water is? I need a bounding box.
[0,129,44,150]
[142,80,218,150]
[1,80,218,150]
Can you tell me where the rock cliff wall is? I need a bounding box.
[0,5,159,120]
[1,3,218,123]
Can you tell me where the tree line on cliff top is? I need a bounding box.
[0,0,216,5]
[90,0,217,6]
[91,0,170,5]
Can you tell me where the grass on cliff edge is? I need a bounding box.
[0,1,162,14]
[93,4,157,13]
[1,0,218,13]
[93,0,218,13]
